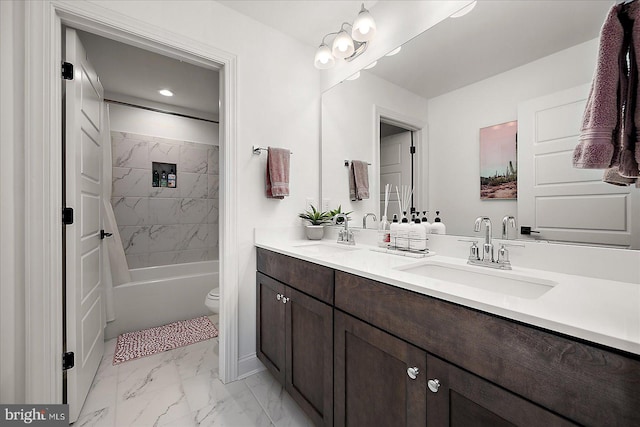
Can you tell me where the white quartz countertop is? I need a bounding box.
[255,236,640,356]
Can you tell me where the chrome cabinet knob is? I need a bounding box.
[276,293,282,301]
[281,297,289,304]
[428,379,441,393]
[407,367,419,380]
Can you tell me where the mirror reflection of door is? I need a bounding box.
[380,121,414,220]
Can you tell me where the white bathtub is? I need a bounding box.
[105,260,218,339]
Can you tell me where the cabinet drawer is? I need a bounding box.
[257,248,334,304]
[335,270,640,426]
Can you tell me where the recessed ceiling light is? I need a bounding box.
[451,1,477,18]
[386,46,402,57]
[159,89,174,97]
[346,71,361,81]
[363,61,378,70]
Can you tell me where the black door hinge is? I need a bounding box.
[63,352,75,370]
[62,62,74,80]
[410,146,416,154]
[62,207,74,225]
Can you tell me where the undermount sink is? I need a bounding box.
[395,261,557,299]
[292,242,362,256]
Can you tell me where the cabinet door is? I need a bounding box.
[285,287,333,426]
[256,272,286,384]
[427,354,576,427]
[334,311,427,427]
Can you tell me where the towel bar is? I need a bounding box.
[253,145,293,155]
[344,160,372,166]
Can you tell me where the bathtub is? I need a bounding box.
[104,260,218,339]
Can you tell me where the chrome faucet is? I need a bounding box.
[502,215,516,240]
[468,215,522,270]
[362,213,377,229]
[333,213,355,245]
[474,216,494,262]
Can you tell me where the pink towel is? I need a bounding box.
[266,147,290,199]
[573,5,624,169]
[349,161,369,201]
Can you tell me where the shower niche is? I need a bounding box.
[152,162,177,188]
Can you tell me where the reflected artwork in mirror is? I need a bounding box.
[321,0,640,249]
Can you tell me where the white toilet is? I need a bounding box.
[205,287,220,314]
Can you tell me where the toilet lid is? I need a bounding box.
[207,288,219,298]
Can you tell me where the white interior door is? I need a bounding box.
[380,131,412,219]
[518,84,639,248]
[64,27,105,422]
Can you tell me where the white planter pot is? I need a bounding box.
[305,225,325,240]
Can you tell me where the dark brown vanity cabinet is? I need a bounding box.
[256,249,334,426]
[334,310,427,427]
[257,248,640,426]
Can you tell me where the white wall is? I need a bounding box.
[109,103,219,146]
[0,0,321,398]
[427,39,598,238]
[322,71,428,223]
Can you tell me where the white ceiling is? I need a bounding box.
[77,30,219,118]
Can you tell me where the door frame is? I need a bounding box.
[374,105,428,216]
[24,0,239,403]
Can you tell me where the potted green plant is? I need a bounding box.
[329,205,353,225]
[298,205,331,240]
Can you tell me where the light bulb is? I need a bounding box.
[314,44,335,69]
[332,30,355,59]
[158,89,173,97]
[352,4,376,42]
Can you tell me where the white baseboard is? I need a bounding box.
[236,353,265,380]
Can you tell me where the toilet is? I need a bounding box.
[205,287,220,314]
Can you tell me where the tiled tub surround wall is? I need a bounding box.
[111,131,219,268]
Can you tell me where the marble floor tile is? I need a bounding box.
[80,334,311,427]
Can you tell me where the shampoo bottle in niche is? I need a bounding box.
[168,168,176,188]
[389,214,399,248]
[160,170,168,187]
[152,170,160,187]
[430,210,446,234]
[378,215,390,248]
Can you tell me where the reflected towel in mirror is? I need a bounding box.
[349,160,369,200]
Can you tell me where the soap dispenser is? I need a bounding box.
[430,210,446,234]
[410,216,427,251]
[398,212,410,249]
[421,210,432,234]
[389,214,400,248]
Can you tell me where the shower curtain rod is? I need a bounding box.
[104,98,219,124]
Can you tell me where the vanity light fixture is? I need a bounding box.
[450,0,477,18]
[363,60,378,70]
[385,46,402,56]
[158,89,174,97]
[314,3,376,69]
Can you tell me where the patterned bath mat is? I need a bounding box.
[113,316,219,365]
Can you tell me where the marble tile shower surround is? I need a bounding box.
[111,131,219,268]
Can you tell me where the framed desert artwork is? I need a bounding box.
[479,120,518,200]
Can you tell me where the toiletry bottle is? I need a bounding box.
[409,217,427,251]
[153,170,160,187]
[421,210,431,234]
[168,168,176,188]
[389,214,399,248]
[160,170,168,187]
[378,215,390,248]
[398,212,410,249]
[431,210,446,234]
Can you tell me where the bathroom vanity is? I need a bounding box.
[255,239,640,427]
